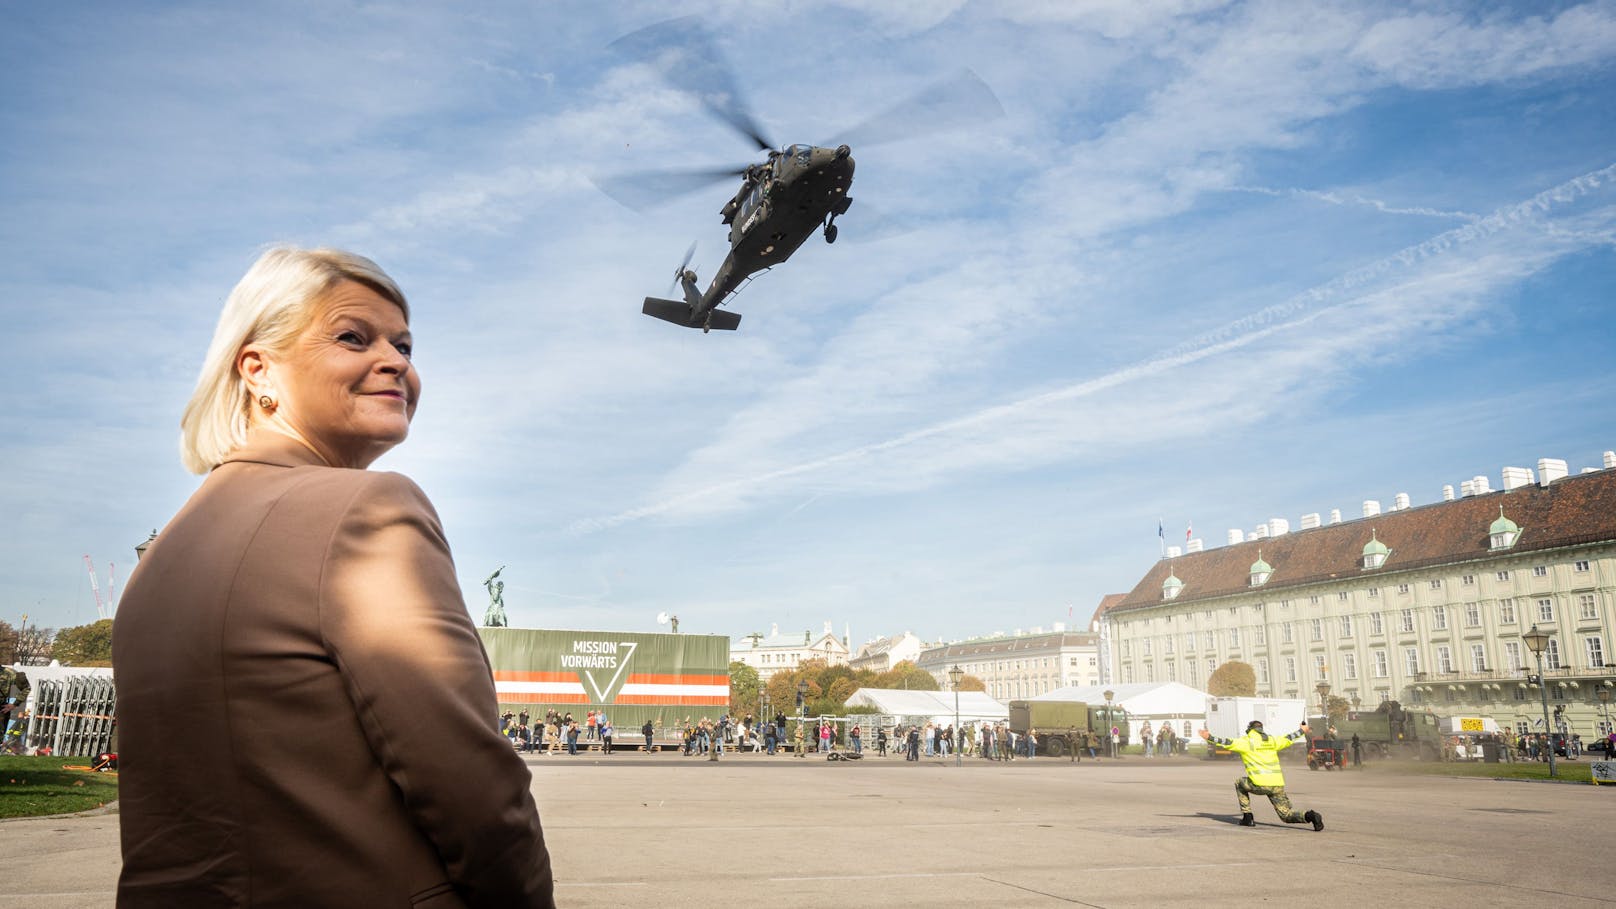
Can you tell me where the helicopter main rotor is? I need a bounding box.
[597,17,1003,212]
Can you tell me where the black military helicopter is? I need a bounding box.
[603,18,1002,333]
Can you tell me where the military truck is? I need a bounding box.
[1330,700,1442,760]
[1008,699,1130,757]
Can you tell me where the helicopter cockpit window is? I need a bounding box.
[790,144,812,164]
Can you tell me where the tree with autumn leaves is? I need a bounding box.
[728,658,984,719]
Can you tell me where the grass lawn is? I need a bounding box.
[0,755,120,819]
[1379,758,1601,784]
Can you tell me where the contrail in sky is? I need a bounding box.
[572,163,1616,535]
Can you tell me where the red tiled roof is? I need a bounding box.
[1088,593,1129,628]
[1112,467,1616,613]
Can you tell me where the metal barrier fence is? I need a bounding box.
[17,676,117,757]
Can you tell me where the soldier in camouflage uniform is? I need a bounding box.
[1200,720,1324,831]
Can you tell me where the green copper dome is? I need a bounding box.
[1250,555,1273,574]
[1362,531,1389,558]
[1490,507,1519,536]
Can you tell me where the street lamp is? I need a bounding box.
[134,530,157,561]
[1522,625,1557,778]
[1103,689,1116,759]
[1315,680,1331,728]
[796,679,809,755]
[948,665,963,767]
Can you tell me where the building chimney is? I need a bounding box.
[1254,525,1269,540]
[1538,458,1568,486]
[1442,485,1454,501]
[1329,509,1342,524]
[1393,492,1411,511]
[1604,450,1615,469]
[1167,545,1182,558]
[1267,518,1290,537]
[1501,467,1533,491]
[1300,513,1321,530]
[1460,480,1474,497]
[1471,475,1491,494]
[1186,539,1203,553]
[771,623,779,637]
[1362,500,1381,517]
[1227,529,1244,545]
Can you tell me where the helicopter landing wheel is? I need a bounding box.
[824,223,838,244]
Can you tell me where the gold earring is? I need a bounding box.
[258,394,276,410]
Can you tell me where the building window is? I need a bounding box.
[1280,600,1291,610]
[1282,623,1293,644]
[1580,594,1598,620]
[1432,606,1447,630]
[1545,639,1561,670]
[1574,560,1590,572]
[1537,599,1554,622]
[1500,599,1517,624]
[1400,609,1415,633]
[1258,658,1270,684]
[1204,631,1216,650]
[1436,646,1453,673]
[1343,653,1357,680]
[1255,626,1266,645]
[1338,591,1349,601]
[1285,658,1297,682]
[1470,643,1487,671]
[1313,654,1326,680]
[1229,628,1241,648]
[1430,579,1443,590]
[1310,619,1323,642]
[1368,587,1380,598]
[1310,596,1320,605]
[1496,570,1510,582]
[1404,648,1420,675]
[1586,636,1605,668]
[1339,615,1353,638]
[1142,640,1151,657]
[1464,602,1481,627]
[1164,637,1175,654]
[1533,566,1548,577]
[1370,612,1384,636]
[1398,584,1411,595]
[1462,574,1475,586]
[1373,650,1389,678]
[1504,641,1523,671]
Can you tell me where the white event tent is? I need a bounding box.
[843,688,1008,725]
[1029,682,1211,746]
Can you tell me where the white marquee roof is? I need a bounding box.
[844,687,1008,721]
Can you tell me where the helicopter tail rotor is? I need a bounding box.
[668,241,698,294]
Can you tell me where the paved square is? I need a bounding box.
[5,753,1612,907]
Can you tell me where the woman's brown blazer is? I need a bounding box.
[113,431,553,907]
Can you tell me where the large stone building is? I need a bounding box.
[1105,454,1616,742]
[849,632,925,673]
[917,625,1100,701]
[729,622,850,681]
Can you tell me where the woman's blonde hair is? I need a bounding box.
[179,246,409,474]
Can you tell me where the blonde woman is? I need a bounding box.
[114,247,554,907]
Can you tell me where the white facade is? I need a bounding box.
[1105,457,1616,742]
[849,631,924,673]
[730,621,850,681]
[917,626,1100,701]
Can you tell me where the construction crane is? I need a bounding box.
[82,555,111,621]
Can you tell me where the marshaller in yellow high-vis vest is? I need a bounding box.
[1200,720,1325,831]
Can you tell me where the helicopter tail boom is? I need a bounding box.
[642,297,742,331]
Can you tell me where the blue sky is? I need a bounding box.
[3,1,1614,646]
